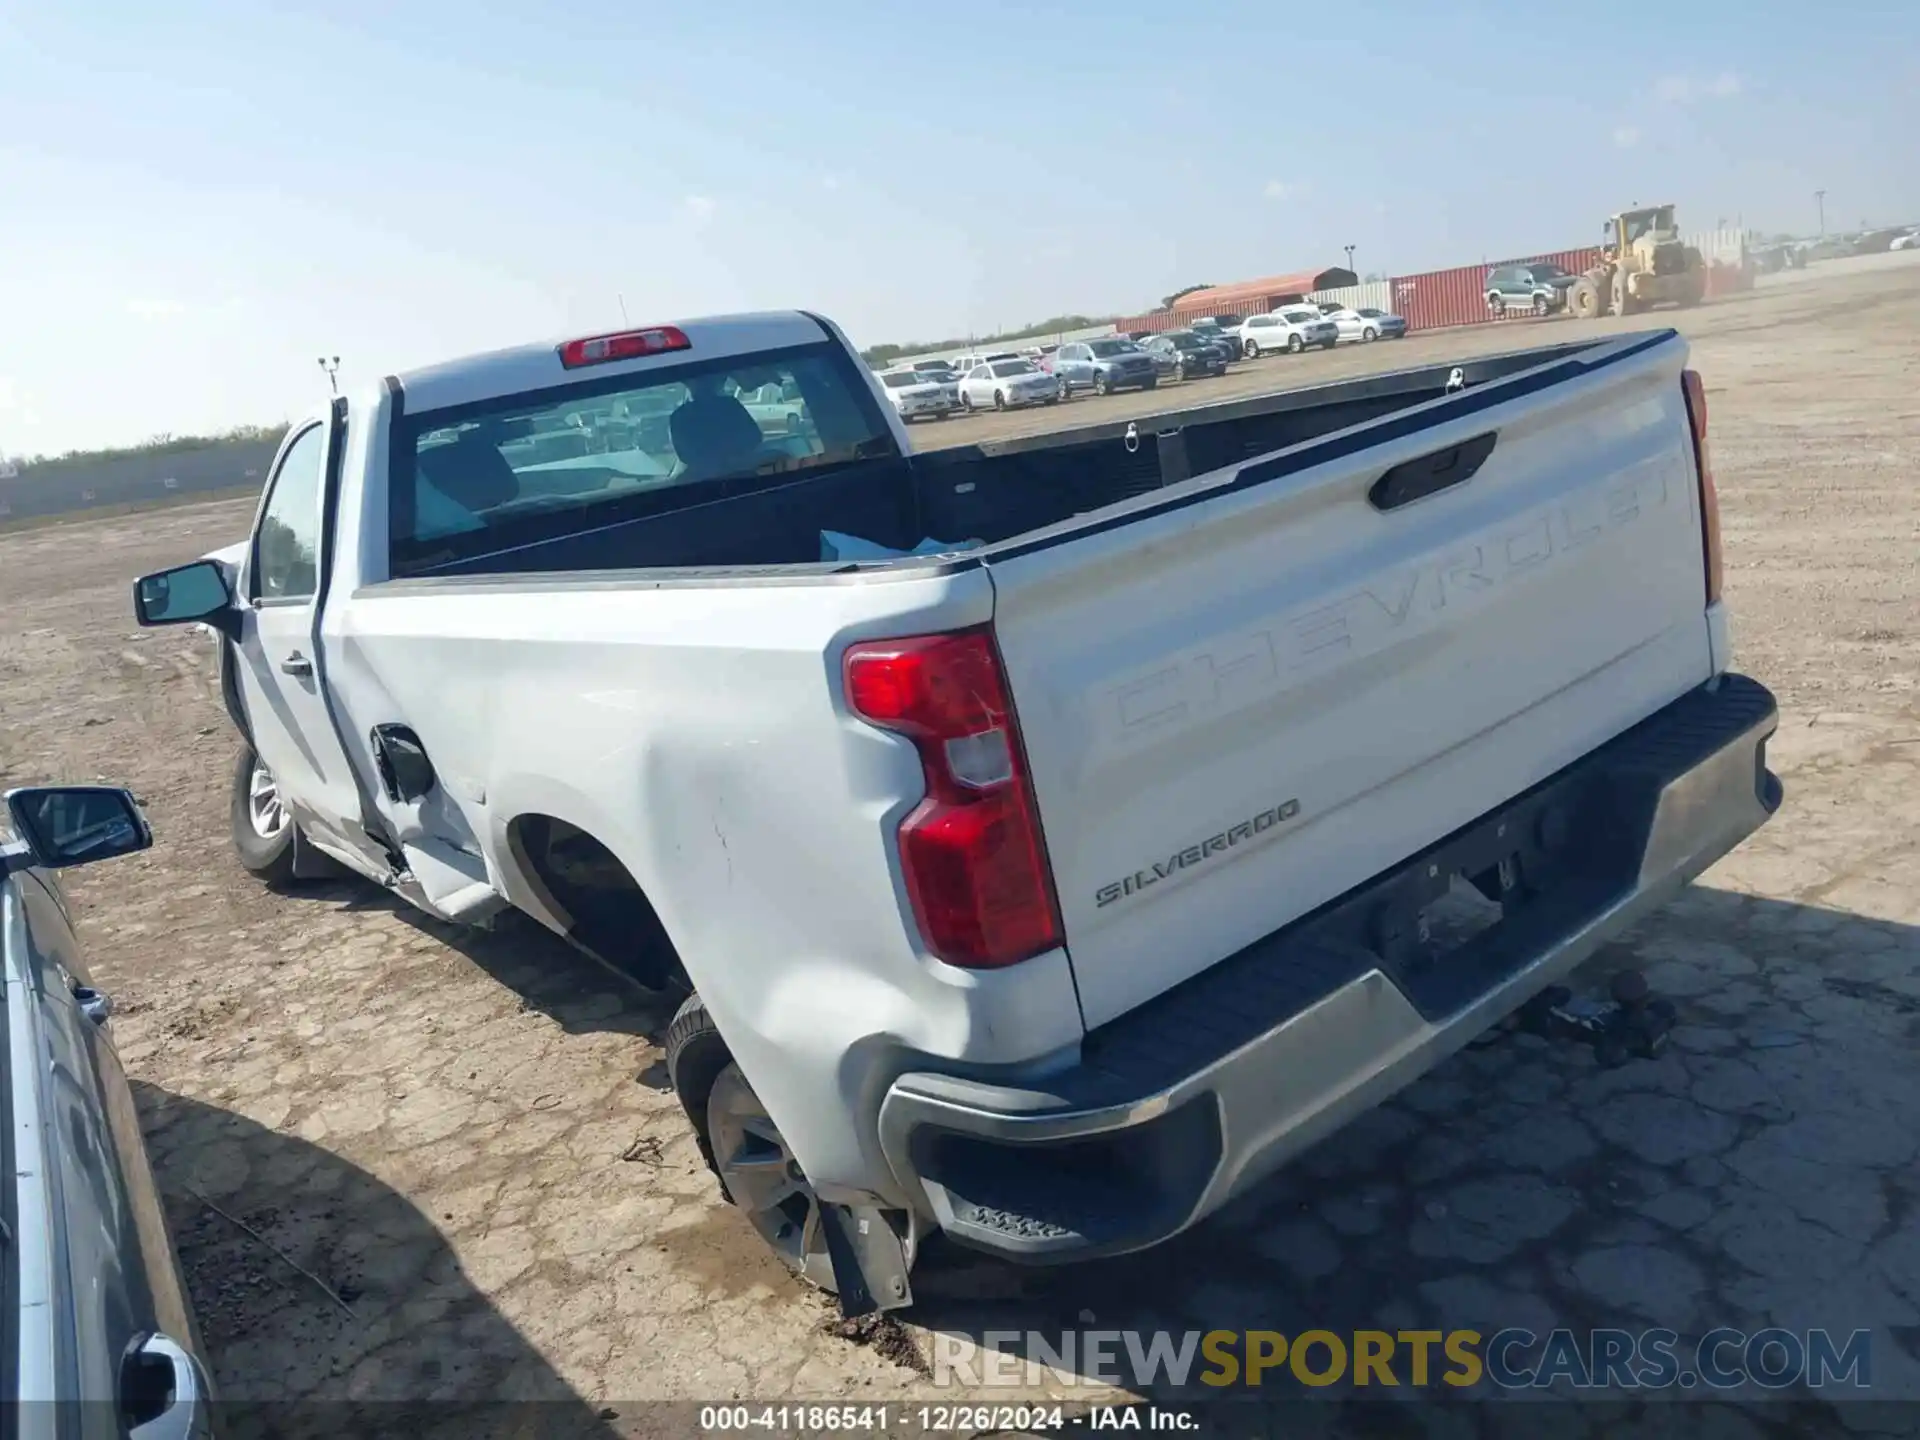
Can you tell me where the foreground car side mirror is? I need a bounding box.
[3,786,153,873]
[132,560,238,639]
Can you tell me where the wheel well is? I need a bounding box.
[506,813,686,989]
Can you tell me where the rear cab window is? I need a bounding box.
[388,341,898,578]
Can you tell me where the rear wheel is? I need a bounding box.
[961,392,974,412]
[1287,333,1304,353]
[1057,378,1071,401]
[1531,294,1549,317]
[1095,373,1111,396]
[665,994,838,1293]
[230,745,297,884]
[1489,295,1507,318]
[1567,277,1604,320]
[993,390,1006,411]
[1143,376,1158,390]
[1361,326,1377,342]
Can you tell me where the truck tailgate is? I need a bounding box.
[985,332,1716,1029]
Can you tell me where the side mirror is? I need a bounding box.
[132,560,237,638]
[3,786,153,872]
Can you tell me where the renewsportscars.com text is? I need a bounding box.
[933,1327,1872,1391]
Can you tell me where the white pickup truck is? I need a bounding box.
[132,311,1781,1314]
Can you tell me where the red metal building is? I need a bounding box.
[1113,266,1362,335]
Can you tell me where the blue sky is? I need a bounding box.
[2,0,1915,457]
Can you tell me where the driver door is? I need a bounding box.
[230,414,392,876]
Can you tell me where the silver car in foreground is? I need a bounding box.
[958,358,1058,411]
[3,784,213,1436]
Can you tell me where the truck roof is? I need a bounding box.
[392,310,835,416]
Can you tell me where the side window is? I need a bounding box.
[252,424,326,602]
[969,366,988,381]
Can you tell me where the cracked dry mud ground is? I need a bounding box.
[2,256,1918,1430]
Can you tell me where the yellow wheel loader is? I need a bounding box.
[1565,204,1709,320]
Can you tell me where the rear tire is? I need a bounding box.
[1095,374,1111,396]
[1287,334,1304,353]
[993,390,1006,411]
[1143,377,1158,390]
[230,745,297,885]
[1361,327,1377,342]
[1567,277,1603,320]
[1531,294,1548,317]
[1489,295,1507,318]
[665,993,838,1294]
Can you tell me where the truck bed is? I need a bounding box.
[386,336,1628,582]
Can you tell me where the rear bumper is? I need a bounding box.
[877,674,1781,1263]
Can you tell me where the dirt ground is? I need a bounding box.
[3,255,1918,1429]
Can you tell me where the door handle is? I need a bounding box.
[124,1333,210,1440]
[72,984,113,1025]
[280,651,314,678]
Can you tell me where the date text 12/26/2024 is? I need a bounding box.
[697,1405,1198,1433]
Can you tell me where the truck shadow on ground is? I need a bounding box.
[307,877,679,1049]
[136,1084,630,1440]
[902,888,1920,1419]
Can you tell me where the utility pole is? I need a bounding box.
[617,293,631,325]
[1814,190,1826,237]
[1344,244,1356,274]
[316,356,340,395]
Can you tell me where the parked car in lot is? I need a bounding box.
[1325,306,1409,343]
[1485,262,1579,317]
[879,369,959,422]
[1143,330,1228,380]
[1265,306,1341,353]
[1051,337,1159,397]
[127,309,1776,1320]
[739,379,810,435]
[1187,319,1241,365]
[1232,312,1289,357]
[3,784,214,1435]
[961,357,1057,410]
[1890,231,1919,252]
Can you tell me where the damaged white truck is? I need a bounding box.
[132,311,1781,1314]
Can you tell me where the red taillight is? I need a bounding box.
[557,326,691,369]
[844,628,1062,969]
[1681,368,1723,606]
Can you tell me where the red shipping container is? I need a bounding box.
[1703,260,1752,300]
[1390,248,1604,334]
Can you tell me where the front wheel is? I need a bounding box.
[1489,295,1507,318]
[230,744,298,884]
[1243,341,1262,359]
[1361,327,1377,342]
[666,994,839,1294]
[1287,334,1304,354]
[1057,379,1071,402]
[1532,294,1549,317]
[1094,374,1111,396]
[961,392,975,411]
[1142,376,1158,390]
